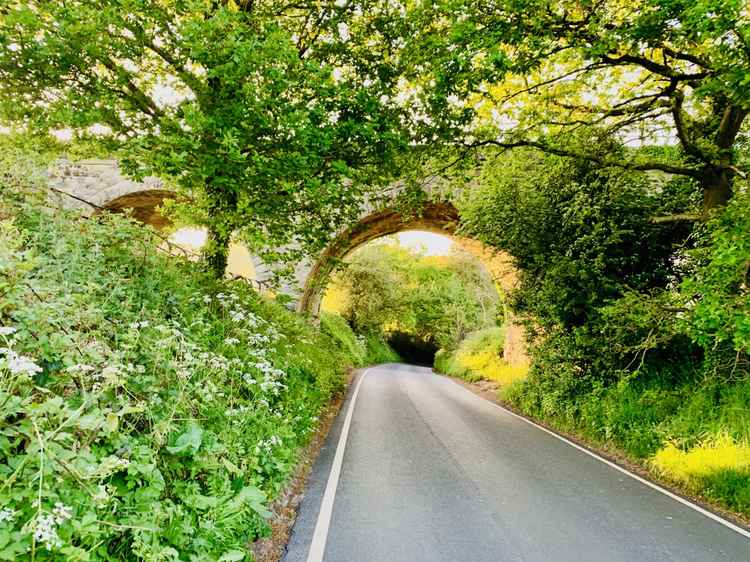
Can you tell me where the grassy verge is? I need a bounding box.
[319,313,399,367]
[502,375,750,519]
[0,185,382,560]
[434,327,750,520]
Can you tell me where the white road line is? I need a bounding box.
[445,375,750,540]
[307,367,373,562]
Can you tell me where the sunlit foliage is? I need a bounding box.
[325,239,500,351]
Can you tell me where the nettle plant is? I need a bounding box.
[0,189,345,560]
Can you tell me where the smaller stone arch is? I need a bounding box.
[100,189,179,229]
[49,159,180,229]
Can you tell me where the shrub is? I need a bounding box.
[319,312,399,366]
[363,334,401,364]
[319,312,368,366]
[682,188,750,362]
[459,147,750,516]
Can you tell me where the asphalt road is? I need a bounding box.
[284,364,750,562]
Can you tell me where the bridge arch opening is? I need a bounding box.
[300,201,463,316]
[301,201,527,366]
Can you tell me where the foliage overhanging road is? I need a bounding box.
[285,364,750,562]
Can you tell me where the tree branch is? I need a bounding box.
[670,89,707,162]
[100,58,163,118]
[600,53,712,81]
[487,62,607,106]
[461,138,703,178]
[661,47,711,69]
[716,105,748,149]
[126,28,205,97]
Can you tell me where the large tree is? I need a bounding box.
[403,0,750,213]
[0,0,411,275]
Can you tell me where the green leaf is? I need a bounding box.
[218,550,247,561]
[167,423,203,456]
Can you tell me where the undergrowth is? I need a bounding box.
[319,313,400,366]
[0,182,375,560]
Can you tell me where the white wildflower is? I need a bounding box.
[446,94,462,107]
[203,295,212,304]
[6,351,42,377]
[337,22,350,42]
[92,485,110,506]
[32,514,62,550]
[0,326,16,336]
[52,503,72,524]
[101,365,123,387]
[0,508,14,523]
[92,456,131,478]
[66,363,95,373]
[230,309,246,322]
[224,337,240,346]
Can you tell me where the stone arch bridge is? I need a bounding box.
[51,159,526,364]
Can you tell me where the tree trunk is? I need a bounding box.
[204,222,230,278]
[701,165,733,213]
[202,178,236,278]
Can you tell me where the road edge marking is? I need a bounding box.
[306,367,372,562]
[444,375,750,540]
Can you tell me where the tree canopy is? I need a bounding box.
[0,0,412,275]
[403,0,750,212]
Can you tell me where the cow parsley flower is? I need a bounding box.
[32,514,62,550]
[224,337,240,345]
[66,363,94,373]
[229,309,246,322]
[52,503,72,524]
[0,508,14,523]
[92,485,110,507]
[0,326,16,336]
[337,22,350,42]
[101,365,123,387]
[5,351,42,377]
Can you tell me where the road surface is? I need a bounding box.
[284,364,750,562]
